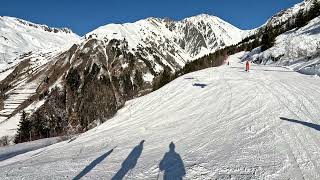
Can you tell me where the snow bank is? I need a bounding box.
[0,136,70,162]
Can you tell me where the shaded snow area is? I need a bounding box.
[0,136,70,163]
[245,16,320,76]
[0,16,79,70]
[0,52,320,179]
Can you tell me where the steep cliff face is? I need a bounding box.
[63,39,150,132]
[86,14,247,73]
[171,14,245,58]
[2,37,161,136]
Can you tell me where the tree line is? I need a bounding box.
[14,87,67,144]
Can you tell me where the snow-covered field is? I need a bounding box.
[0,52,320,179]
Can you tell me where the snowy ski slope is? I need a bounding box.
[0,52,320,179]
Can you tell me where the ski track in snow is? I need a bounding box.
[0,52,320,179]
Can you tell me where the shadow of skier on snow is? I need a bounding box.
[280,117,320,131]
[184,77,195,80]
[111,140,145,180]
[159,142,186,180]
[73,148,114,180]
[249,69,291,73]
[193,83,207,88]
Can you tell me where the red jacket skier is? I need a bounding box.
[246,61,250,72]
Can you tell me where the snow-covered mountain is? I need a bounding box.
[0,16,80,69]
[266,0,318,27]
[244,16,320,76]
[86,14,248,72]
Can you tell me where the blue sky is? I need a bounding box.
[1,0,302,36]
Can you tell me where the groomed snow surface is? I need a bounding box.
[1,52,320,179]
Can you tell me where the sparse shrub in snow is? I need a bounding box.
[153,67,173,90]
[0,136,9,147]
[261,28,275,52]
[66,68,81,92]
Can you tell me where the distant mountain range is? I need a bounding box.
[0,16,79,69]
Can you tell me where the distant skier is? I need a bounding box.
[245,61,250,72]
[227,61,230,66]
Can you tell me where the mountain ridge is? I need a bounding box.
[0,16,80,69]
[0,16,75,34]
[84,13,247,72]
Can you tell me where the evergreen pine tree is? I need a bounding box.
[14,111,31,143]
[261,29,275,51]
[159,67,172,88]
[122,72,133,94]
[32,111,45,140]
[153,67,172,90]
[295,10,306,28]
[308,0,320,19]
[134,70,144,88]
